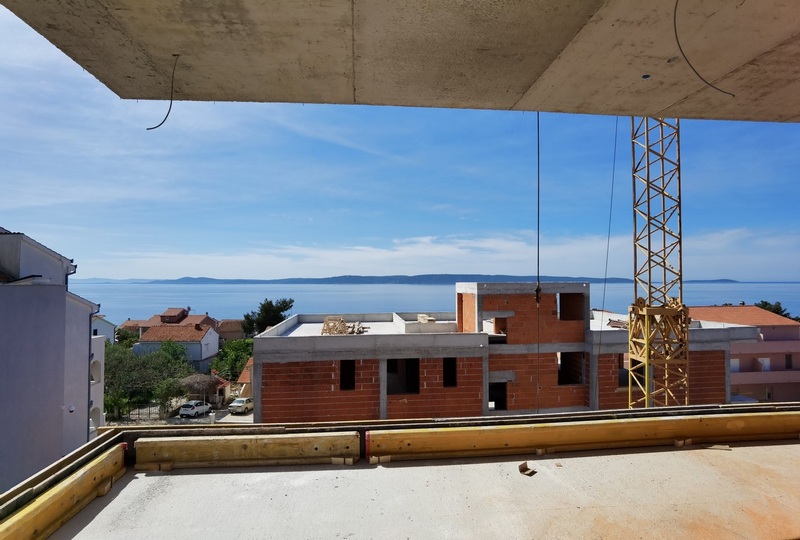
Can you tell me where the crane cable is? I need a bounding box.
[597,116,621,381]
[535,111,542,412]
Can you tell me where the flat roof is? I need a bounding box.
[50,441,800,539]
[3,1,799,121]
[266,312,458,338]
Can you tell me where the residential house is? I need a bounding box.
[252,282,756,423]
[218,318,246,342]
[91,314,117,342]
[133,323,220,372]
[237,357,254,397]
[212,370,232,405]
[689,305,800,402]
[120,307,218,338]
[0,228,100,492]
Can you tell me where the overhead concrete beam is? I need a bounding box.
[3,1,799,121]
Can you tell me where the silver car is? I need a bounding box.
[228,397,253,414]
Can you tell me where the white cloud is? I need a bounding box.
[69,228,800,283]
[73,233,632,280]
[684,228,800,282]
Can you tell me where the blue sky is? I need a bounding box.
[1,7,799,282]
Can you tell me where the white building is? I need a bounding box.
[0,227,100,492]
[133,324,220,372]
[91,314,117,342]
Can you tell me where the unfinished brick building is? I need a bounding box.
[253,282,756,423]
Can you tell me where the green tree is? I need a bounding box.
[103,340,195,419]
[242,297,294,335]
[160,340,189,364]
[115,328,139,348]
[211,338,253,381]
[755,300,800,322]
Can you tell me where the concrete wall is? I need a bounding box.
[0,285,66,492]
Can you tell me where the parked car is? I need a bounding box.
[179,400,212,418]
[228,397,254,415]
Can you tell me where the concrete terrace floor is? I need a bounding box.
[52,441,800,540]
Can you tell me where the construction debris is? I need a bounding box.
[321,316,368,335]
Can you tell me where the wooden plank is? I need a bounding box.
[134,432,361,468]
[0,429,121,516]
[367,412,800,461]
[0,443,126,539]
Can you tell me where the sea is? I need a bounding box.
[69,281,800,326]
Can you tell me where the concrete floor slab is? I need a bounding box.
[51,441,800,539]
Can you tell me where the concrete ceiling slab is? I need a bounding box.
[2,0,800,121]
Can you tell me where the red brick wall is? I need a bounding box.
[490,353,587,411]
[481,293,584,345]
[688,350,727,405]
[597,353,639,410]
[598,350,726,410]
[387,357,484,419]
[261,359,380,422]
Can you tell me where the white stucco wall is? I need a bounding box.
[201,329,220,359]
[0,233,74,285]
[63,293,96,455]
[0,284,66,492]
[90,335,105,437]
[0,234,22,277]
[92,317,117,342]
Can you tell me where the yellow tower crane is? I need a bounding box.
[628,117,689,408]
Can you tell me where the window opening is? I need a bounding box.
[558,293,584,321]
[443,357,457,387]
[340,360,356,391]
[558,351,584,385]
[489,382,507,411]
[387,358,420,394]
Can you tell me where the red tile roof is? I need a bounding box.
[139,324,213,342]
[161,307,186,317]
[238,358,254,384]
[135,313,218,328]
[211,370,231,389]
[689,306,800,327]
[119,319,146,330]
[218,319,244,332]
[184,314,218,327]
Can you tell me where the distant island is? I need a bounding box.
[72,274,743,285]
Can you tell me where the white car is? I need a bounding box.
[179,400,212,418]
[228,397,254,414]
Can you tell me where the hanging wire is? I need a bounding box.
[600,116,620,318]
[535,111,542,306]
[673,0,735,98]
[147,54,181,130]
[535,111,542,412]
[596,116,621,373]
